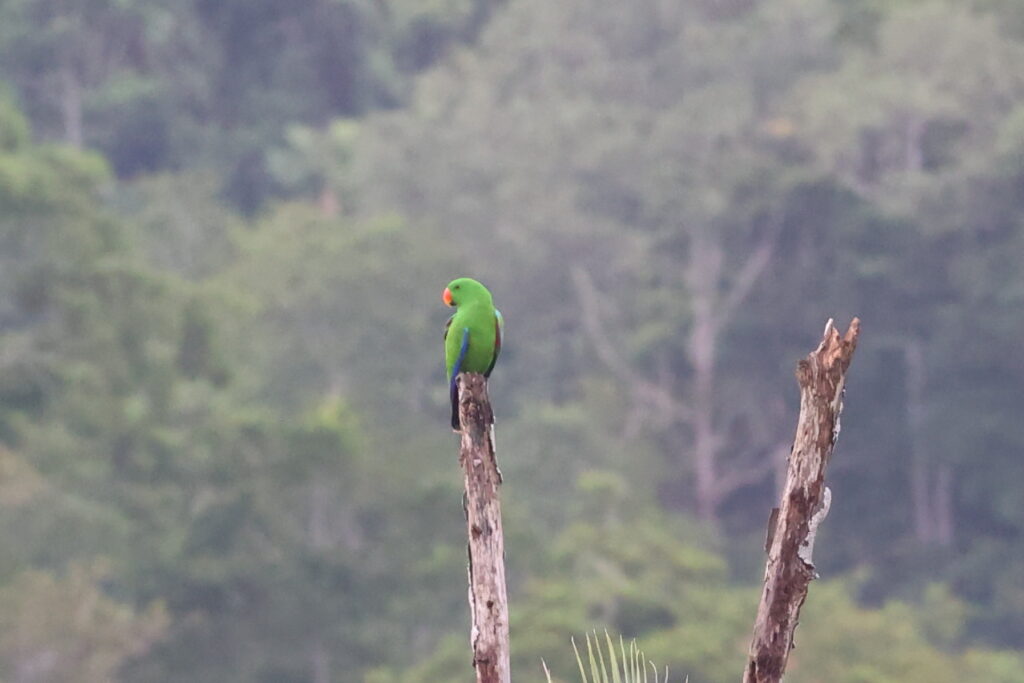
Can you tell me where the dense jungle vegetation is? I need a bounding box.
[1,0,1023,680]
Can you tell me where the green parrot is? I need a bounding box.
[442,277,504,430]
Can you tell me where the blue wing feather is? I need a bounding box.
[452,327,470,378]
[449,327,470,430]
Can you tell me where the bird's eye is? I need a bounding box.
[453,285,460,290]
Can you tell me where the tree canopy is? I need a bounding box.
[1,0,1023,681]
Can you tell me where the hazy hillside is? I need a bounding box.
[1,1,1023,681]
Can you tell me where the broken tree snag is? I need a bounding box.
[456,373,510,683]
[743,318,860,683]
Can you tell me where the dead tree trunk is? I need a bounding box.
[743,318,860,683]
[456,373,510,683]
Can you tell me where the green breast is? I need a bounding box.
[446,304,497,379]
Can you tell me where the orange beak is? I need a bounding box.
[442,287,454,306]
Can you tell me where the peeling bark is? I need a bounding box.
[456,374,510,683]
[743,318,860,683]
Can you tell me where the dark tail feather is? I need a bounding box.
[450,378,461,430]
[450,328,471,431]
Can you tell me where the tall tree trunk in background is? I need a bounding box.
[456,374,510,683]
[686,230,723,522]
[904,115,925,174]
[744,318,860,683]
[572,216,781,523]
[904,340,934,544]
[308,481,333,550]
[935,463,954,546]
[307,483,333,683]
[59,61,83,148]
[311,640,330,683]
[904,340,954,547]
[318,187,340,217]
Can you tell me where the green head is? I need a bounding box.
[442,277,493,308]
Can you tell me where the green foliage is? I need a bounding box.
[0,89,28,151]
[213,203,457,421]
[786,581,1024,683]
[0,0,507,210]
[112,172,243,279]
[392,487,745,682]
[543,632,671,683]
[0,562,168,683]
[2,0,1024,679]
[265,120,361,210]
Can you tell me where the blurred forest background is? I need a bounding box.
[1,0,1023,681]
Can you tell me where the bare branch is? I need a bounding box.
[717,212,783,327]
[570,266,692,425]
[712,441,789,503]
[743,318,860,683]
[457,374,511,683]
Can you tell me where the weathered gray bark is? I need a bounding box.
[456,373,510,683]
[743,318,861,683]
